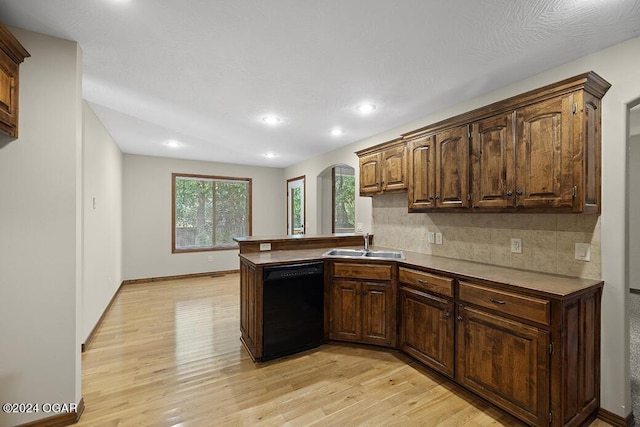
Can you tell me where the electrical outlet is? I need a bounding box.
[435,232,443,245]
[511,238,522,254]
[575,243,591,261]
[207,255,214,262]
[427,231,435,244]
[259,243,272,251]
[356,223,363,232]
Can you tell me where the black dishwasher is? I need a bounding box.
[262,261,324,361]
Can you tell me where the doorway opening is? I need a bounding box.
[628,101,640,418]
[287,176,305,235]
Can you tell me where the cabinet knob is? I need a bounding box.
[506,190,513,197]
[516,189,523,196]
[444,311,451,319]
[456,315,463,322]
[428,195,435,201]
[435,194,440,200]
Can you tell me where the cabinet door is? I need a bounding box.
[240,261,260,359]
[359,152,382,195]
[399,287,454,377]
[434,125,470,208]
[330,280,361,341]
[0,49,18,137]
[456,305,550,426]
[515,94,574,209]
[574,91,601,213]
[470,113,515,209]
[381,145,407,192]
[361,282,395,347]
[408,136,436,210]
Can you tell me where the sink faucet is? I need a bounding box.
[363,233,370,252]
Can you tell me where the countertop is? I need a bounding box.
[234,233,366,243]
[239,245,603,298]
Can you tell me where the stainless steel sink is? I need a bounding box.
[323,248,367,257]
[363,250,404,259]
[323,248,405,260]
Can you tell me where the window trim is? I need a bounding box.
[171,173,252,253]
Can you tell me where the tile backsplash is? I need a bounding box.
[372,193,600,279]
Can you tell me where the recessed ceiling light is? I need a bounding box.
[262,115,281,125]
[356,103,376,114]
[263,152,278,158]
[330,128,345,136]
[165,140,182,148]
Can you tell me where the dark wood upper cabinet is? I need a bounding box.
[407,125,469,211]
[0,23,30,139]
[356,138,407,196]
[515,94,575,210]
[359,71,610,213]
[408,135,436,209]
[470,112,516,209]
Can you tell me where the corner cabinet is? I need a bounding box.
[329,261,396,347]
[356,138,407,196]
[0,23,30,139]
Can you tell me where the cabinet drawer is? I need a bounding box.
[334,263,392,280]
[399,267,453,297]
[458,281,550,325]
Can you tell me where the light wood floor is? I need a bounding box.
[79,274,612,426]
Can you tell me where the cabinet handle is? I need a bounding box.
[456,315,463,322]
[516,189,523,196]
[356,290,361,296]
[489,297,506,305]
[417,279,429,285]
[506,190,513,197]
[444,311,451,319]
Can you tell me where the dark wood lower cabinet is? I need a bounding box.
[396,269,602,427]
[330,279,396,347]
[330,262,396,347]
[399,286,454,377]
[455,304,550,426]
[240,256,603,427]
[239,259,261,360]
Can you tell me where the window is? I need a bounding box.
[333,165,355,233]
[172,173,251,252]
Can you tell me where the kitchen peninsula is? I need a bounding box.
[236,233,603,427]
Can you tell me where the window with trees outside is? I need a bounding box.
[333,165,355,233]
[172,173,251,252]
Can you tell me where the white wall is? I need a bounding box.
[630,133,640,291]
[286,36,640,419]
[122,154,285,280]
[0,28,83,426]
[82,101,123,342]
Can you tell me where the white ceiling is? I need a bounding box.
[1,0,639,167]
